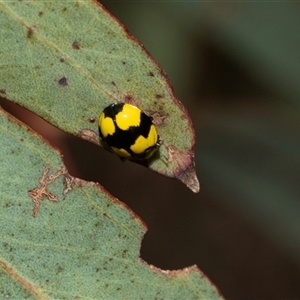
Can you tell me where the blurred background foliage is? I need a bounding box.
[1,1,300,299]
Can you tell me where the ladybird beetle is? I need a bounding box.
[99,103,160,159]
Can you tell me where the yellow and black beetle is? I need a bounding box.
[98,103,160,159]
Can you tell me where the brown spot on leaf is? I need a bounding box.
[0,89,6,94]
[60,58,65,62]
[28,165,69,217]
[111,81,116,86]
[122,249,128,258]
[27,27,34,38]
[56,265,63,274]
[167,146,175,163]
[78,129,98,144]
[63,173,73,195]
[150,111,167,126]
[72,41,80,50]
[88,117,96,123]
[58,77,68,86]
[38,11,43,17]
[155,94,164,99]
[148,71,154,77]
[124,95,133,102]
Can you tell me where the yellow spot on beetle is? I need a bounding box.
[115,104,141,130]
[111,147,131,158]
[131,125,158,154]
[99,113,115,137]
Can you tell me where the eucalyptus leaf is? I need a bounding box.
[0,107,222,298]
[0,0,199,192]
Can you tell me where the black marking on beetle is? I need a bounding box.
[58,77,68,86]
[72,41,80,50]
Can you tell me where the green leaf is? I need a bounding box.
[0,107,222,299]
[0,0,199,192]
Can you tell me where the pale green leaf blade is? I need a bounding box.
[0,107,222,299]
[0,0,199,192]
